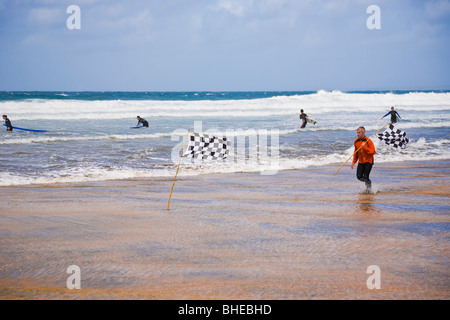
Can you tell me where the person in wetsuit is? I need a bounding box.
[350,126,376,192]
[381,107,401,123]
[299,109,308,128]
[136,116,149,127]
[3,115,12,131]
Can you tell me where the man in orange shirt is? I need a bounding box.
[350,126,376,191]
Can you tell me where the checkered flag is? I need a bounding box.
[377,124,409,149]
[182,131,231,160]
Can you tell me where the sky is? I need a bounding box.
[0,0,449,91]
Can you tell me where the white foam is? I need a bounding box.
[1,141,448,187]
[0,91,448,186]
[0,132,173,145]
[1,91,449,120]
[0,166,175,187]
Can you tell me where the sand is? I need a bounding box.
[0,160,449,300]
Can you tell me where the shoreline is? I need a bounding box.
[0,160,449,299]
[1,158,449,188]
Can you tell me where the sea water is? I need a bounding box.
[0,90,449,186]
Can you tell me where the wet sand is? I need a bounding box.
[0,160,449,299]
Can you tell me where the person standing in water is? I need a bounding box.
[299,109,308,128]
[3,115,12,131]
[381,106,402,123]
[136,116,149,127]
[350,126,376,192]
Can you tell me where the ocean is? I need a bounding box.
[0,90,449,186]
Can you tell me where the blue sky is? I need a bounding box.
[0,0,449,91]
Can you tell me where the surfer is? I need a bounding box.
[136,116,149,128]
[3,115,12,131]
[381,107,401,123]
[299,109,307,128]
[350,126,376,192]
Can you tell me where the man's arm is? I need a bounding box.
[381,111,390,119]
[364,139,376,155]
[351,144,359,169]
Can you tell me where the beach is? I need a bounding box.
[1,0,449,303]
[0,160,448,300]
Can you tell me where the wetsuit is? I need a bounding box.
[382,110,401,123]
[352,136,376,189]
[137,118,149,127]
[4,117,12,131]
[300,113,307,128]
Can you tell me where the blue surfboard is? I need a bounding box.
[130,126,143,129]
[3,124,48,132]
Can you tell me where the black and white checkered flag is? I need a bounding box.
[377,124,409,149]
[182,132,231,160]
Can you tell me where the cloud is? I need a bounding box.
[90,4,153,31]
[425,0,450,19]
[27,7,62,26]
[1,0,449,91]
[215,0,253,17]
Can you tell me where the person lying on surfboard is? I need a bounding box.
[3,115,12,131]
[381,107,401,123]
[136,116,149,127]
[299,109,308,128]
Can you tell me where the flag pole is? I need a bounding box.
[333,122,391,176]
[167,130,190,211]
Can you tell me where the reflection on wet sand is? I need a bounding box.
[355,194,382,215]
[0,161,449,299]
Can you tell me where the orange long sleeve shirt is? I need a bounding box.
[352,137,376,165]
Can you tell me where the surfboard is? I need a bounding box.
[130,126,143,129]
[306,117,317,125]
[3,124,48,132]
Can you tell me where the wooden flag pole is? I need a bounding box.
[167,130,190,211]
[333,122,391,176]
